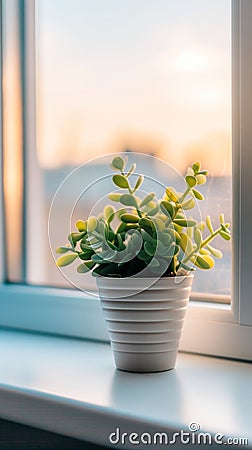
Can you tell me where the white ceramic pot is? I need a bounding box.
[96,275,194,373]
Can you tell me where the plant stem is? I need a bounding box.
[179,186,191,204]
[182,226,222,264]
[122,170,143,218]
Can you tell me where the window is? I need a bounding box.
[36,0,231,298]
[1,0,252,360]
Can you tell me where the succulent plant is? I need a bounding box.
[56,155,231,278]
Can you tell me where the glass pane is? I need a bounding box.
[34,0,231,296]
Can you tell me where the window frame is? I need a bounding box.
[1,0,252,360]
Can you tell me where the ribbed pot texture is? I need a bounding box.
[96,275,194,373]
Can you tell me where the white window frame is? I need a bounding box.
[1,0,252,360]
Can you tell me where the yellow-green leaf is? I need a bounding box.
[104,205,115,223]
[181,198,195,210]
[191,189,204,200]
[133,175,144,192]
[126,163,136,177]
[77,260,95,273]
[111,156,125,171]
[206,215,214,234]
[180,232,194,255]
[112,174,129,189]
[87,216,98,232]
[140,193,155,207]
[75,220,86,232]
[120,194,138,207]
[220,230,231,241]
[195,255,215,270]
[57,253,78,267]
[56,246,72,254]
[206,244,223,259]
[121,213,139,223]
[166,187,179,203]
[186,175,197,187]
[160,201,175,219]
[109,193,122,202]
[194,228,202,247]
[192,161,201,173]
[173,218,196,227]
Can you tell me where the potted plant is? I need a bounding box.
[56,154,231,372]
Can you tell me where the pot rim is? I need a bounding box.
[96,274,194,290]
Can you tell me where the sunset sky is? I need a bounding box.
[36,0,231,175]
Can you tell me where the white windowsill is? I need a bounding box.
[0,328,251,449]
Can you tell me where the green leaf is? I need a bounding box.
[173,219,196,227]
[158,231,172,246]
[112,174,129,189]
[104,205,115,223]
[192,162,201,173]
[197,169,209,175]
[220,230,231,241]
[120,194,138,207]
[77,261,95,273]
[144,241,156,256]
[116,233,124,250]
[181,198,195,210]
[91,254,107,263]
[133,175,144,192]
[195,255,215,270]
[141,229,155,244]
[220,213,225,225]
[68,232,85,246]
[191,189,204,200]
[160,201,175,219]
[56,246,72,254]
[206,244,223,259]
[148,204,160,216]
[186,175,197,187]
[194,228,202,247]
[206,215,214,234]
[180,232,194,255]
[199,248,210,255]
[111,156,125,171]
[108,193,122,202]
[87,217,98,232]
[121,213,139,223]
[80,240,101,251]
[166,187,179,203]
[139,217,155,231]
[140,193,155,207]
[79,250,94,260]
[126,163,136,177]
[156,244,172,257]
[75,220,86,232]
[137,249,151,262]
[56,253,78,267]
[152,217,165,231]
[166,228,181,244]
[116,223,138,234]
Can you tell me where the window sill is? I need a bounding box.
[0,329,251,449]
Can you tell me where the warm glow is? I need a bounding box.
[36,0,231,176]
[173,50,209,71]
[3,4,23,281]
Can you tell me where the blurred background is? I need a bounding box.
[3,0,232,296]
